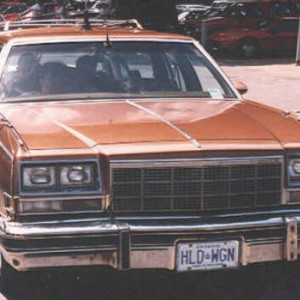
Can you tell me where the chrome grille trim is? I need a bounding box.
[110,156,284,212]
[110,156,283,168]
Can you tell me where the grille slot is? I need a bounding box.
[111,159,282,212]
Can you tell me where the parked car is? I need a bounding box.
[0,17,300,292]
[176,3,211,13]
[0,2,27,21]
[178,8,209,36]
[209,17,300,57]
[183,0,300,39]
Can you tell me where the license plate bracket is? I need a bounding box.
[176,240,239,272]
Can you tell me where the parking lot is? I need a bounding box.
[220,57,300,111]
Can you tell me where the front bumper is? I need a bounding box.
[1,211,300,271]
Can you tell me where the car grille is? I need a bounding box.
[111,157,283,212]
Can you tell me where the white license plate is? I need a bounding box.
[176,240,239,272]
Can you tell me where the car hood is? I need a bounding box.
[1,98,300,154]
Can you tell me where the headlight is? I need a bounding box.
[20,161,100,194]
[288,158,300,186]
[60,164,93,186]
[291,161,300,174]
[22,166,56,189]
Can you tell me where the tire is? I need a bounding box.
[238,38,259,58]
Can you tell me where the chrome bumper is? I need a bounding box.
[0,214,299,271]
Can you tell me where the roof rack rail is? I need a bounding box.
[0,18,143,31]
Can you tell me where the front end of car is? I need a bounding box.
[1,150,300,273]
[0,30,300,276]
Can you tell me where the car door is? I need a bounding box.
[268,19,299,51]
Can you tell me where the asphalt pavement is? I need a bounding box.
[219,57,300,112]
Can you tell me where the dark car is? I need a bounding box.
[209,17,300,57]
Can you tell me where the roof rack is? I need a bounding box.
[0,18,143,32]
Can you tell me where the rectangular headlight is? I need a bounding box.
[288,157,300,187]
[22,166,56,190]
[60,164,93,187]
[20,160,100,194]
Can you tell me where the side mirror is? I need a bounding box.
[232,80,248,95]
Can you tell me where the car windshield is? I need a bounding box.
[0,41,236,102]
[0,5,9,13]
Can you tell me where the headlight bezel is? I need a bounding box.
[19,159,101,195]
[287,155,300,187]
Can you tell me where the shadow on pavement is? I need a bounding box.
[3,262,300,300]
[209,51,296,67]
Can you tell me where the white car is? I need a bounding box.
[176,4,210,13]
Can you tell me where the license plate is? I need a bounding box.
[176,240,239,272]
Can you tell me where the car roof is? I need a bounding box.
[1,1,25,5]
[0,21,192,44]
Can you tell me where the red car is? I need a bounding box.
[182,0,300,39]
[209,17,299,57]
[0,2,28,21]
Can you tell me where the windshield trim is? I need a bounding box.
[0,38,241,103]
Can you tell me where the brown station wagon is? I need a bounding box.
[0,18,299,290]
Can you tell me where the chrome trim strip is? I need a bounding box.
[18,194,107,202]
[30,109,107,153]
[49,120,97,148]
[126,99,201,149]
[129,218,287,233]
[0,221,120,237]
[110,155,283,168]
[0,140,13,161]
[0,216,293,238]
[10,38,195,47]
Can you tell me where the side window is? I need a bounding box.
[288,3,300,15]
[6,7,13,13]
[246,3,264,17]
[269,3,281,18]
[279,3,293,16]
[228,5,241,17]
[275,20,299,33]
[270,3,295,17]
